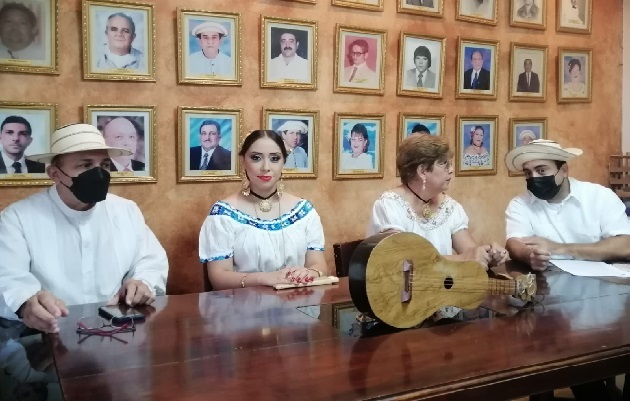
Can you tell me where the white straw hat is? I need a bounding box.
[504,139,583,172]
[26,123,131,164]
[191,21,228,37]
[276,121,308,133]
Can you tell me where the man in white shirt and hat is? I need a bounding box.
[0,123,168,333]
[96,12,144,70]
[277,120,308,169]
[268,29,309,82]
[188,21,233,77]
[504,139,630,271]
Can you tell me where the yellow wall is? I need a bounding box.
[0,0,622,294]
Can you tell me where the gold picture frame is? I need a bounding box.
[398,0,443,17]
[556,0,591,34]
[332,0,384,12]
[456,37,499,100]
[397,32,446,99]
[455,115,498,177]
[177,9,242,86]
[262,108,319,179]
[260,15,318,90]
[0,0,59,74]
[334,24,386,96]
[456,0,498,25]
[397,112,445,177]
[283,0,316,3]
[509,42,548,102]
[333,112,385,180]
[508,117,548,177]
[0,101,56,186]
[510,0,547,30]
[82,0,156,81]
[557,47,592,103]
[85,105,157,184]
[178,107,242,182]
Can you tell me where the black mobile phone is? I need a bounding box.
[98,305,145,324]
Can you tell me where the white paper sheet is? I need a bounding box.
[550,260,630,277]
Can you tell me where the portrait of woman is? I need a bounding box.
[462,125,490,167]
[367,135,507,317]
[341,123,373,170]
[198,130,328,290]
[519,130,535,145]
[563,58,586,97]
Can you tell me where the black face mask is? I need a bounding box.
[526,171,563,200]
[59,167,110,204]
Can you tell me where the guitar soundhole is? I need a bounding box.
[443,277,454,289]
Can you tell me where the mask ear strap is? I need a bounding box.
[55,166,74,190]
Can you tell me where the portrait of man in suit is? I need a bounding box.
[516,58,540,93]
[102,116,145,172]
[0,115,45,175]
[344,38,378,86]
[404,45,436,90]
[463,49,490,90]
[189,119,231,171]
[516,0,539,19]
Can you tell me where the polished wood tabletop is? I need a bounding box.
[41,265,630,401]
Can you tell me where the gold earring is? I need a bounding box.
[277,177,285,198]
[241,173,250,196]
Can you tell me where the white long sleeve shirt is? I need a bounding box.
[0,186,168,319]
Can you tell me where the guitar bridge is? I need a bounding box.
[401,259,413,303]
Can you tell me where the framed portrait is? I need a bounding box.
[398,32,445,98]
[178,107,241,182]
[508,117,547,176]
[557,47,591,103]
[0,0,58,74]
[455,115,498,177]
[510,0,546,29]
[261,16,317,90]
[334,24,386,95]
[398,0,443,18]
[556,0,591,34]
[456,37,499,100]
[85,105,156,183]
[332,0,384,12]
[263,108,318,179]
[82,0,155,81]
[456,0,498,25]
[398,112,444,143]
[177,9,241,86]
[509,42,548,102]
[0,101,56,186]
[333,112,384,180]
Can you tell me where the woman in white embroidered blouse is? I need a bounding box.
[367,134,507,268]
[199,130,328,290]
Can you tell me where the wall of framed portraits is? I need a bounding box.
[0,0,623,294]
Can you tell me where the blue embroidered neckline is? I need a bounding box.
[209,199,314,231]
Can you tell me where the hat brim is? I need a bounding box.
[505,145,583,172]
[26,145,132,164]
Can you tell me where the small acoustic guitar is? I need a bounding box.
[348,232,537,328]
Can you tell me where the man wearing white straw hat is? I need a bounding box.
[504,139,630,271]
[188,20,232,77]
[0,123,168,333]
[277,120,308,169]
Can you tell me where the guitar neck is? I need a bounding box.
[487,278,518,297]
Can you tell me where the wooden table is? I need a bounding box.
[40,266,630,400]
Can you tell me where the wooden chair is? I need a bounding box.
[202,262,213,292]
[332,239,363,277]
[609,153,630,213]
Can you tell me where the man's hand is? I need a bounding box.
[521,236,555,271]
[20,291,69,333]
[488,242,509,266]
[107,280,155,307]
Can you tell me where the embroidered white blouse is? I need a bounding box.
[199,199,325,273]
[367,191,469,255]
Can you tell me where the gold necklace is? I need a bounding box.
[405,184,434,219]
[249,189,277,212]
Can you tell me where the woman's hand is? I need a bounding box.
[488,242,509,267]
[461,245,492,269]
[284,267,318,285]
